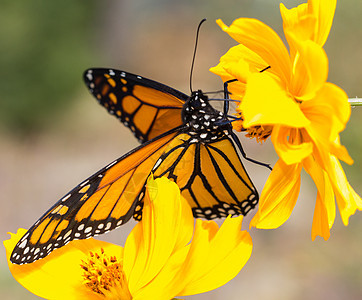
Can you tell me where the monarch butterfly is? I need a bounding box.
[10,68,261,265]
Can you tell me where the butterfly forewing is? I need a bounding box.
[84,68,187,142]
[10,130,179,264]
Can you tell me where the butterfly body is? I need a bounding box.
[181,90,228,144]
[11,68,258,265]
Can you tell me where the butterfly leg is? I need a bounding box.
[229,129,272,170]
[223,79,238,114]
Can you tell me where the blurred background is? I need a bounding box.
[0,0,361,299]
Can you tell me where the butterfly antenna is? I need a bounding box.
[190,18,207,93]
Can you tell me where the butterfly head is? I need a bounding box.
[182,90,228,143]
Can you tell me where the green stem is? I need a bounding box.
[349,98,362,106]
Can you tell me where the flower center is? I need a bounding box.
[233,112,272,143]
[245,125,272,143]
[81,248,132,299]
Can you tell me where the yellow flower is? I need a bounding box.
[4,177,253,299]
[210,0,361,240]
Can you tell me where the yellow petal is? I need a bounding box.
[250,160,302,229]
[303,156,335,240]
[209,64,245,102]
[240,72,310,128]
[329,137,353,166]
[222,59,251,85]
[312,194,331,240]
[132,247,190,300]
[289,39,328,101]
[177,217,252,296]
[280,3,310,37]
[216,18,291,84]
[210,44,267,101]
[220,44,268,76]
[209,60,234,81]
[271,125,313,165]
[4,228,122,300]
[302,83,353,164]
[132,220,218,299]
[124,177,194,294]
[325,156,362,226]
[280,0,336,47]
[280,3,314,40]
[320,82,350,133]
[308,0,337,46]
[280,3,316,59]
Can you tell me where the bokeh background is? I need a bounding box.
[1,0,361,299]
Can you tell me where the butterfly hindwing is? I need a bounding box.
[10,130,180,264]
[152,133,258,218]
[84,68,187,142]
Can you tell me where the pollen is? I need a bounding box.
[80,248,132,299]
[233,112,272,143]
[245,125,272,143]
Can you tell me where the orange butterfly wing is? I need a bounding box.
[152,133,258,218]
[10,130,179,264]
[84,68,187,142]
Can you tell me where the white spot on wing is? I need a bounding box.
[80,180,89,187]
[152,158,162,171]
[19,239,27,249]
[61,194,71,202]
[105,222,112,230]
[106,160,117,169]
[86,72,93,81]
[64,230,72,239]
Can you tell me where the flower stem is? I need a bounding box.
[349,98,362,107]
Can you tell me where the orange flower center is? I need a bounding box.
[245,125,273,143]
[232,115,272,143]
[81,248,132,299]
[232,107,273,143]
